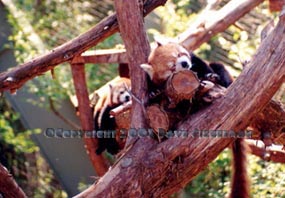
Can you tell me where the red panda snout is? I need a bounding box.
[175,55,192,71]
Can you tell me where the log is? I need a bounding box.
[165,70,199,108]
[0,0,167,92]
[146,104,169,133]
[114,108,131,130]
[110,100,132,117]
[75,12,285,197]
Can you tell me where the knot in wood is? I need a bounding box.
[121,157,133,168]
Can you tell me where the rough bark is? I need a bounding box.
[0,163,27,198]
[146,104,169,132]
[165,70,200,107]
[0,0,167,92]
[251,100,285,145]
[114,0,151,150]
[70,59,108,176]
[74,9,285,198]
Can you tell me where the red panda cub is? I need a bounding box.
[140,42,192,87]
[91,77,131,155]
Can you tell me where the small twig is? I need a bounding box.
[110,100,132,116]
[48,97,81,130]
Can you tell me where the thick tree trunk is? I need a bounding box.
[74,12,285,198]
[114,0,152,154]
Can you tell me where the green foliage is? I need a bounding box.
[7,0,120,110]
[250,155,285,198]
[182,149,231,198]
[0,98,66,197]
[0,98,39,153]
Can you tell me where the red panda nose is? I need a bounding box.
[125,95,130,101]
[181,61,189,68]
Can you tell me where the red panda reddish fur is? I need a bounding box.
[141,42,191,86]
[229,139,250,198]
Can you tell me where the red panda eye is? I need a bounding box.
[178,52,190,58]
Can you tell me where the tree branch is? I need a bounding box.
[78,0,265,64]
[178,0,265,51]
[0,0,167,93]
[70,59,108,176]
[0,163,26,198]
[75,13,285,197]
[114,0,154,156]
[247,141,285,163]
[75,8,285,198]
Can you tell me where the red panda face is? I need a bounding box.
[109,77,131,106]
[141,42,191,86]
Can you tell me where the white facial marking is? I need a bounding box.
[175,55,192,71]
[115,87,130,104]
[167,61,175,68]
[179,46,190,57]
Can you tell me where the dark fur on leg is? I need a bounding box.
[229,139,250,198]
[209,63,233,88]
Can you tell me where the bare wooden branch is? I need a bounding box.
[0,163,26,198]
[0,0,167,92]
[70,60,108,176]
[178,0,265,51]
[75,10,285,198]
[81,0,265,64]
[110,100,132,116]
[247,141,285,163]
[48,97,81,130]
[114,0,151,150]
[81,49,127,64]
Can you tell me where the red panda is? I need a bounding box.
[140,42,192,87]
[91,77,131,155]
[140,42,249,198]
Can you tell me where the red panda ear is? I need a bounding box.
[140,63,154,80]
[156,41,163,47]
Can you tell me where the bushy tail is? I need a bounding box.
[229,139,250,198]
